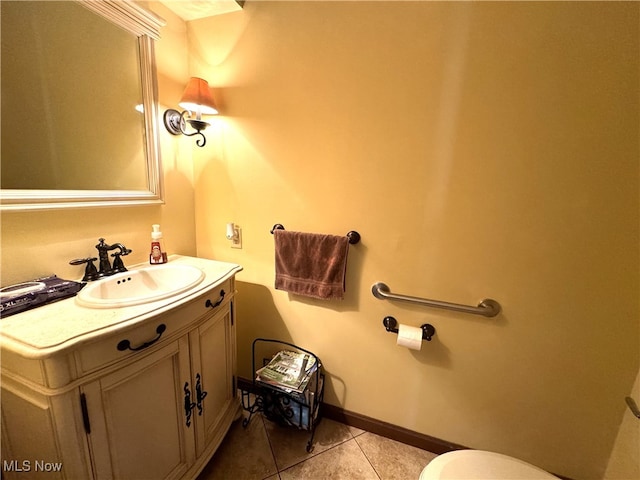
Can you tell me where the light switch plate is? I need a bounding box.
[231,227,242,249]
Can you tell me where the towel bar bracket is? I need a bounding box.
[372,282,500,318]
[346,231,361,245]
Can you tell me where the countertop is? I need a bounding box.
[0,255,242,359]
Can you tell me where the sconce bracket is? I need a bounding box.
[163,109,183,135]
[163,108,210,147]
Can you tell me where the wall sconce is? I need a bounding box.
[163,77,218,147]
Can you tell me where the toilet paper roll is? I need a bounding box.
[396,324,423,351]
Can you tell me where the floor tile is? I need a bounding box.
[263,417,355,471]
[279,439,380,480]
[197,416,277,480]
[355,432,438,480]
[348,425,366,437]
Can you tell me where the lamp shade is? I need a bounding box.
[178,77,218,115]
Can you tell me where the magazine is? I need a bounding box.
[256,350,318,394]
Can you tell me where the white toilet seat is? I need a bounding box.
[420,450,560,480]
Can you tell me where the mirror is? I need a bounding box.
[0,0,165,210]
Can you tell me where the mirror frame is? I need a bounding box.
[0,0,166,211]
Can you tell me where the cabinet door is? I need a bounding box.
[82,337,195,480]
[189,306,235,456]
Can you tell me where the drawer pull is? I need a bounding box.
[116,324,167,352]
[205,290,226,309]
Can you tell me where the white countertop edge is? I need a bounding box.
[0,255,243,359]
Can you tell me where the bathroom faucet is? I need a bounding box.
[69,239,132,281]
[96,238,132,276]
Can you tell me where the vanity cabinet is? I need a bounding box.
[0,257,241,480]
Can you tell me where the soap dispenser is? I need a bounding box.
[150,224,168,264]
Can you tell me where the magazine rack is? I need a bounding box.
[240,338,324,452]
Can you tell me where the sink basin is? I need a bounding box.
[76,264,205,308]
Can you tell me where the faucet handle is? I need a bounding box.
[69,257,99,282]
[111,252,129,273]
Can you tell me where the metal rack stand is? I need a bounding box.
[240,338,324,452]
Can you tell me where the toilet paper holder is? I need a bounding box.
[383,316,435,342]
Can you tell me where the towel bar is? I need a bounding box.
[372,282,501,317]
[383,316,435,341]
[270,224,361,245]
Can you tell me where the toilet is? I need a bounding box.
[420,450,560,479]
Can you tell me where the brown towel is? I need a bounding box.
[274,230,350,300]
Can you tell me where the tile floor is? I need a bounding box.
[197,409,438,480]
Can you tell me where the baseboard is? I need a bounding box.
[320,402,466,455]
[236,376,464,454]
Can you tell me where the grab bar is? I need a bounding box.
[626,397,640,419]
[372,282,501,317]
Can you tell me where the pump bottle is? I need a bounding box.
[150,224,168,264]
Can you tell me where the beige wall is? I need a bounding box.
[0,2,197,286]
[187,2,639,479]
